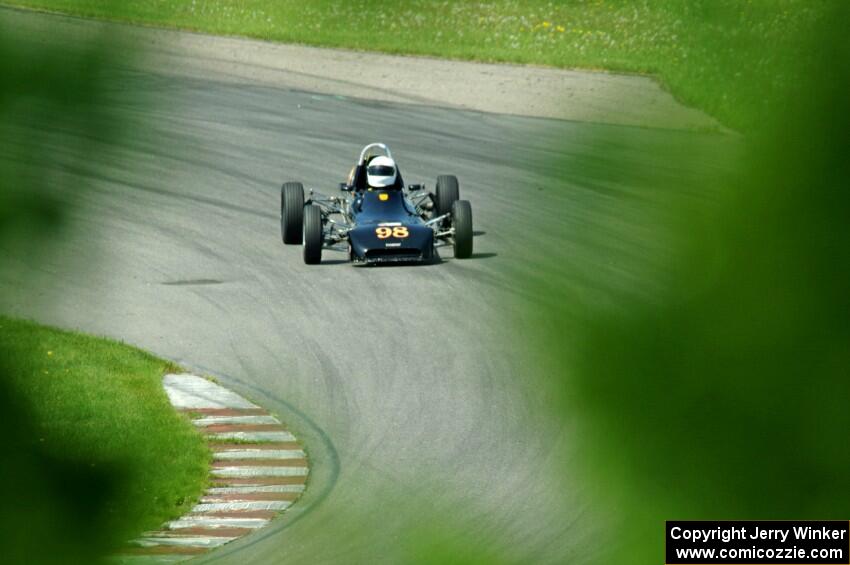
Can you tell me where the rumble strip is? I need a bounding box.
[117,374,308,562]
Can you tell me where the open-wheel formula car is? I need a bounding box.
[280,143,473,265]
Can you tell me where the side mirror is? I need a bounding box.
[339,183,353,192]
[408,183,424,191]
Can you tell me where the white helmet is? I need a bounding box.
[366,156,398,188]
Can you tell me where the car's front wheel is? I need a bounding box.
[281,182,304,244]
[452,200,473,259]
[302,204,323,264]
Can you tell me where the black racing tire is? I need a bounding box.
[302,204,323,265]
[452,200,473,259]
[435,175,459,218]
[281,182,304,244]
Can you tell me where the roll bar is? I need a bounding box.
[358,143,393,165]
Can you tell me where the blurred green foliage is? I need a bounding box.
[528,2,850,563]
[0,10,207,563]
[0,15,117,564]
[0,0,832,131]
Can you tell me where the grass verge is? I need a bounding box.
[0,315,209,544]
[0,0,829,131]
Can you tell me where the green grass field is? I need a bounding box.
[0,316,209,543]
[0,0,826,131]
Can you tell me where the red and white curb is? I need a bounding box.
[118,374,308,561]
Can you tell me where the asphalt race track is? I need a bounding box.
[0,9,736,564]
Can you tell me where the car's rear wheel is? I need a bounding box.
[281,182,304,244]
[302,204,323,264]
[452,200,473,259]
[435,175,459,218]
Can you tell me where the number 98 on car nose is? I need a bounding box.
[376,226,409,239]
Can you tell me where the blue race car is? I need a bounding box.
[280,143,473,265]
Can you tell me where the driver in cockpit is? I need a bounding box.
[365,156,398,189]
[350,155,400,213]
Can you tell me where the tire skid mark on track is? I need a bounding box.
[113,374,309,563]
